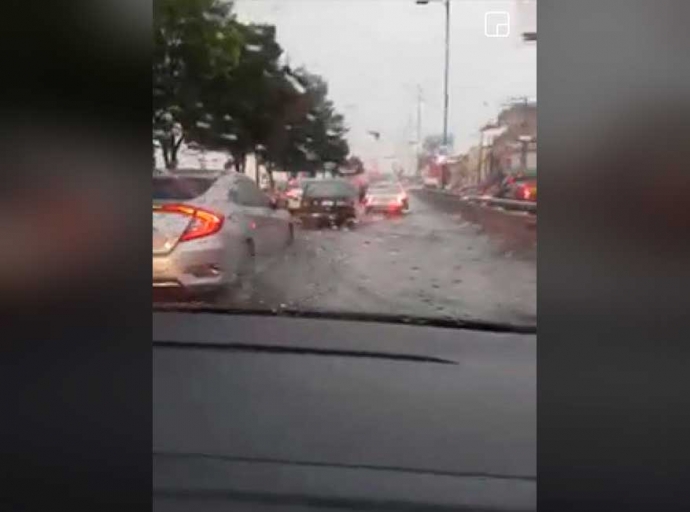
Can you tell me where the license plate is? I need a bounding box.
[321,200,334,206]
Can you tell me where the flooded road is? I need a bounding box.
[224,194,536,326]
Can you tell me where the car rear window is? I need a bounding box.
[304,181,357,198]
[370,185,400,194]
[152,177,216,200]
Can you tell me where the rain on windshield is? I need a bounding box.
[153,0,537,326]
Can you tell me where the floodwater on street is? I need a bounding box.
[214,193,537,326]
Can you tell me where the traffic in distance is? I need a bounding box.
[153,164,535,326]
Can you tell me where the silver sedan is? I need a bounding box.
[153,169,294,298]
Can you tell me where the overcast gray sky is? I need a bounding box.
[235,0,536,171]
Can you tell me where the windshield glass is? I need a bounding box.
[369,184,401,193]
[153,0,537,327]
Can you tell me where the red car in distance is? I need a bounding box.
[499,171,537,202]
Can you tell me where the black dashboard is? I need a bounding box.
[153,311,536,511]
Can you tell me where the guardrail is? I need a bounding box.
[461,195,537,213]
[411,187,536,213]
[410,187,537,257]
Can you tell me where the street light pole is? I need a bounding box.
[417,0,451,148]
[417,0,451,187]
[442,0,450,150]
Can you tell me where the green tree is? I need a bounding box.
[153,0,243,168]
[153,0,350,179]
[275,68,349,177]
[205,23,298,173]
[417,132,455,173]
[422,133,455,155]
[345,155,365,174]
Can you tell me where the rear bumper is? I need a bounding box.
[366,202,405,213]
[153,240,232,293]
[300,207,356,222]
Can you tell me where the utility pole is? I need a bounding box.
[477,130,484,184]
[439,0,451,188]
[518,135,532,175]
[442,0,450,150]
[416,85,423,176]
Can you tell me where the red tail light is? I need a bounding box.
[155,203,224,242]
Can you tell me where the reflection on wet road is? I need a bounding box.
[228,195,536,325]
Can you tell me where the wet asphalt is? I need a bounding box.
[223,193,537,326]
